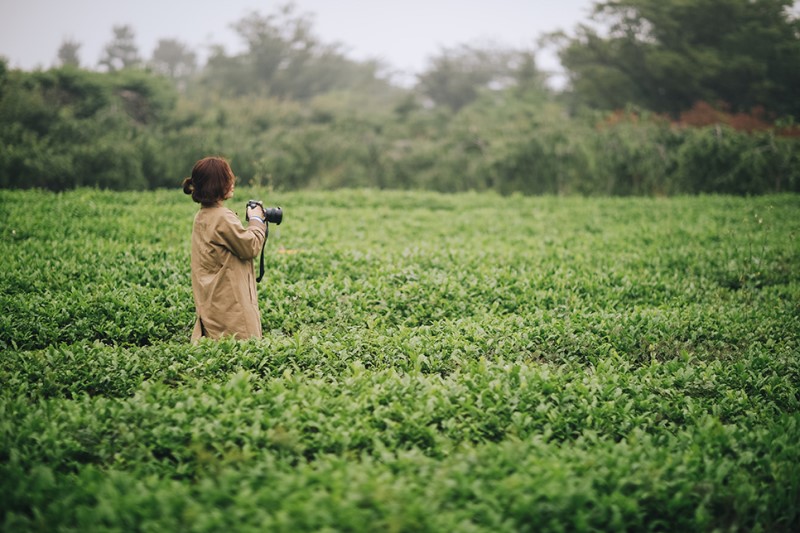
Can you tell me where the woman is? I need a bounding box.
[182,156,267,340]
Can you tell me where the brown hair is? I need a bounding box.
[182,156,235,206]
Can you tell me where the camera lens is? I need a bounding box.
[263,207,282,225]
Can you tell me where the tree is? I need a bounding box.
[416,43,546,111]
[202,44,251,95]
[99,25,141,71]
[203,3,393,100]
[232,4,317,86]
[57,39,81,68]
[201,4,322,96]
[552,0,800,119]
[150,39,197,80]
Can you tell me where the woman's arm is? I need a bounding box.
[217,209,267,260]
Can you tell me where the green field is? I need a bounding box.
[1,189,799,531]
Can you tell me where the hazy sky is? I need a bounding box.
[0,0,595,83]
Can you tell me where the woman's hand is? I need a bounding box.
[246,205,265,222]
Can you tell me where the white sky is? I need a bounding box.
[0,0,596,85]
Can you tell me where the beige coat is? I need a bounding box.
[190,205,267,341]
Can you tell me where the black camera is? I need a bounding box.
[246,200,282,225]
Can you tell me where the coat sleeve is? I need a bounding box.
[217,209,267,260]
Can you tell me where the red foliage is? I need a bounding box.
[677,101,800,137]
[595,101,800,137]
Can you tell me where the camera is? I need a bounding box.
[246,200,282,225]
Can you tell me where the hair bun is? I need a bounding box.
[182,176,194,195]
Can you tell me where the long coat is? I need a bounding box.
[190,205,267,341]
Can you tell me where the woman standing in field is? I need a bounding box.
[182,156,267,340]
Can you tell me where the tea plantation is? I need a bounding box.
[1,189,798,531]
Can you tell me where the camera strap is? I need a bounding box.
[256,225,268,283]
[256,243,265,282]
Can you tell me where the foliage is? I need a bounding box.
[98,25,142,72]
[552,0,800,119]
[1,189,798,531]
[198,4,394,101]
[3,1,800,195]
[56,40,81,69]
[0,66,176,190]
[150,39,197,82]
[416,44,546,111]
[674,125,799,194]
[1,60,799,195]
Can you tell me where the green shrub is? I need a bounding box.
[2,65,799,195]
[675,126,800,194]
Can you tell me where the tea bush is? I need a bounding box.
[1,189,798,531]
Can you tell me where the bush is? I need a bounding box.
[675,126,800,194]
[589,112,679,195]
[0,67,176,190]
[2,63,799,196]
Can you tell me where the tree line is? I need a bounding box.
[2,0,799,195]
